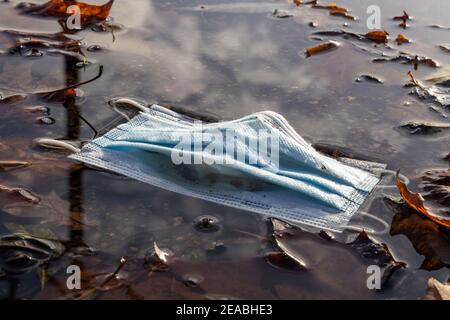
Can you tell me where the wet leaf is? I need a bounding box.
[438,44,450,53]
[388,197,450,270]
[0,184,40,204]
[269,218,404,289]
[312,3,348,13]
[17,0,114,29]
[2,190,95,227]
[393,11,410,21]
[0,233,64,274]
[373,53,438,69]
[62,256,128,300]
[0,94,28,105]
[398,121,450,135]
[272,9,293,19]
[0,160,30,172]
[396,170,450,230]
[349,230,406,286]
[423,278,450,300]
[153,242,169,264]
[395,34,410,45]
[365,30,389,44]
[354,74,383,84]
[407,71,450,107]
[329,10,356,20]
[305,40,339,57]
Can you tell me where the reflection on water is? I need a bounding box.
[0,0,449,299]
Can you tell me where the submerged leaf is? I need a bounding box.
[0,233,64,274]
[305,40,339,57]
[388,197,450,270]
[0,184,40,204]
[269,218,404,288]
[396,170,450,230]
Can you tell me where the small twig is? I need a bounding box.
[100,256,127,288]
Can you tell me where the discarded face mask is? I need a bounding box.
[69,104,386,232]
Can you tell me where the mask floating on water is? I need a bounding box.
[70,104,385,232]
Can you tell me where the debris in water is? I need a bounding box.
[0,161,30,172]
[393,11,410,29]
[194,215,221,233]
[268,218,405,288]
[396,170,450,230]
[0,233,64,274]
[305,40,339,57]
[398,121,450,135]
[388,197,450,270]
[348,230,406,287]
[329,10,356,20]
[272,9,293,19]
[407,71,450,107]
[354,74,383,84]
[144,242,173,272]
[24,106,50,113]
[365,30,389,44]
[395,34,410,45]
[0,184,40,203]
[36,116,56,125]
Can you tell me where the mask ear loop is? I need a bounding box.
[108,98,150,121]
[339,169,409,235]
[34,99,152,154]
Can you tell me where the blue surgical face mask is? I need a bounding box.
[69,104,386,232]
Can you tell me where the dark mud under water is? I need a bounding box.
[0,0,449,299]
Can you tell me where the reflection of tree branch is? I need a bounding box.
[36,65,104,98]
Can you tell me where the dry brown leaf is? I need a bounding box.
[0,160,30,172]
[423,278,450,300]
[396,170,450,230]
[19,0,114,28]
[312,3,348,12]
[329,10,356,20]
[294,0,302,6]
[365,30,389,44]
[389,197,450,270]
[0,184,41,204]
[393,11,410,21]
[395,34,410,45]
[305,40,339,57]
[325,3,347,12]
